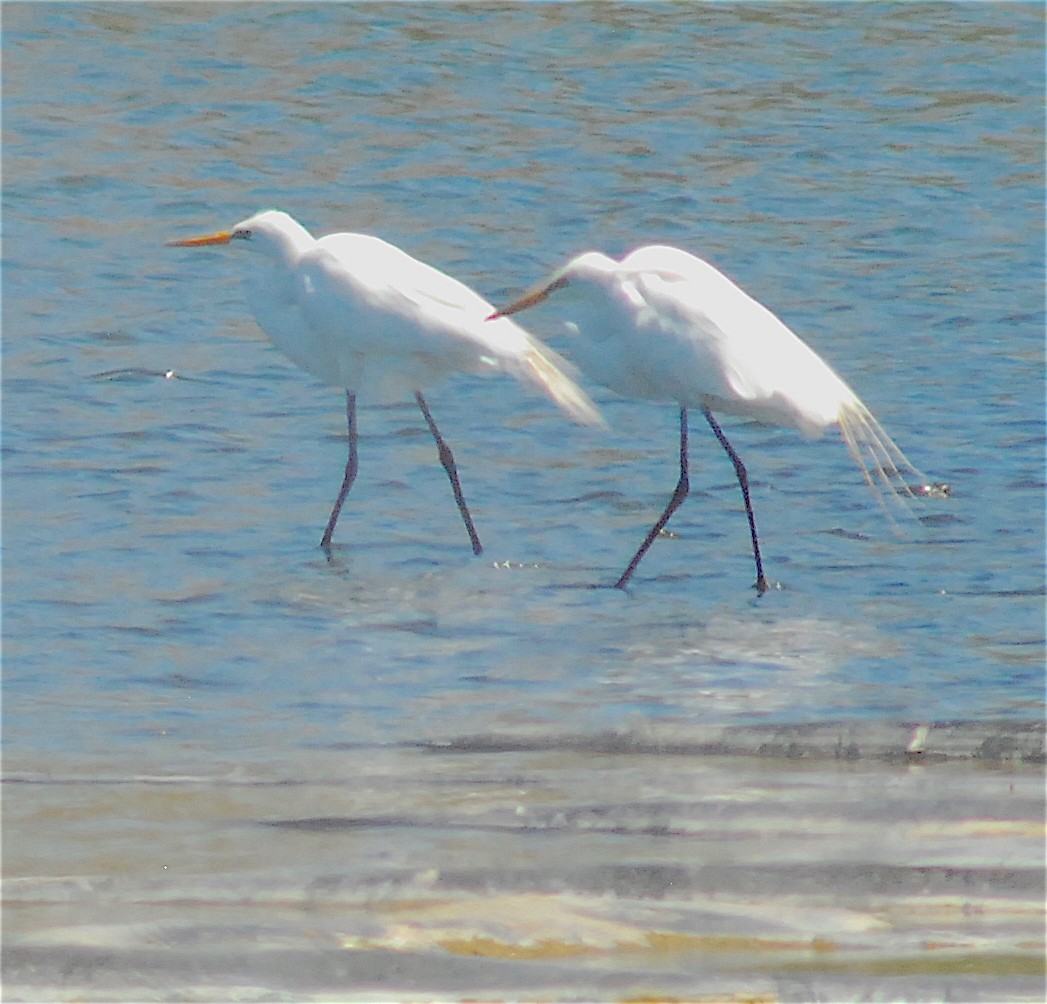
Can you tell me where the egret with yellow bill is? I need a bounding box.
[490,246,946,591]
[169,211,602,555]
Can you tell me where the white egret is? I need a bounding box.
[490,246,946,591]
[168,210,602,555]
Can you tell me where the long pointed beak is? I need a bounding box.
[166,230,233,248]
[487,275,569,320]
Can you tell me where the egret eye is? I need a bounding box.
[233,228,251,240]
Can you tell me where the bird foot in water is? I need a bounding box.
[912,482,951,499]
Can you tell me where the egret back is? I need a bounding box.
[618,247,931,511]
[252,231,602,424]
[623,251,858,434]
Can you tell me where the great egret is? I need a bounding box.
[168,210,602,554]
[490,245,946,591]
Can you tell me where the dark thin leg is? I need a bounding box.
[320,391,358,552]
[615,407,690,589]
[703,407,769,593]
[415,391,483,555]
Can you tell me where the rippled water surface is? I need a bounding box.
[3,4,1044,1001]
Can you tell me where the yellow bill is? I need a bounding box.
[487,274,569,320]
[166,230,233,248]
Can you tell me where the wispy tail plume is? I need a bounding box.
[516,339,606,428]
[838,400,948,528]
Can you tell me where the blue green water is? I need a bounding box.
[5,3,1042,758]
[2,5,1044,999]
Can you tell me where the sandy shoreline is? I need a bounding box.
[4,719,1044,1002]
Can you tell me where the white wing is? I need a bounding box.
[613,246,856,434]
[294,234,601,424]
[620,246,932,509]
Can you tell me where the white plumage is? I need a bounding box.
[491,245,944,590]
[168,210,602,553]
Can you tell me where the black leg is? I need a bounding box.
[415,392,483,555]
[702,407,769,593]
[615,407,690,589]
[320,391,358,552]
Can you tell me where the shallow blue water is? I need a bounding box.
[3,4,1043,768]
[3,7,1044,1001]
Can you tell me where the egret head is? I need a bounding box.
[167,210,311,259]
[487,252,617,320]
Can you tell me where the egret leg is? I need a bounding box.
[702,407,769,594]
[320,391,359,552]
[415,392,483,556]
[615,407,690,589]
